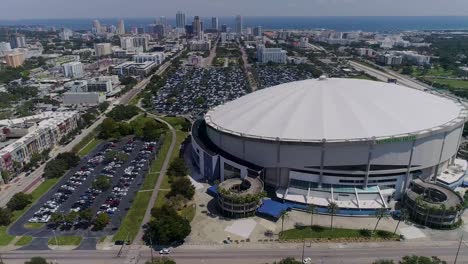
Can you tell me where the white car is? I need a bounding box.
[159,248,170,255]
[303,257,312,264]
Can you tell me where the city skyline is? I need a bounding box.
[1,0,468,20]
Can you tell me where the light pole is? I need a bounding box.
[52,230,59,246]
[301,239,305,262]
[454,233,464,264]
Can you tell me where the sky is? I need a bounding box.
[1,0,468,20]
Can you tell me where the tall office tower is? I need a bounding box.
[211,17,219,30]
[192,16,203,39]
[235,15,243,34]
[159,16,168,27]
[9,34,26,49]
[92,19,102,34]
[59,28,73,41]
[176,11,186,29]
[117,19,125,35]
[221,24,228,33]
[253,26,263,37]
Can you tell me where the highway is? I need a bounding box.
[1,241,468,264]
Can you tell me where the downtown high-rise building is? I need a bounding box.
[9,33,26,49]
[253,26,263,37]
[117,19,125,35]
[92,19,102,34]
[211,17,219,30]
[192,16,203,39]
[221,24,228,33]
[235,15,243,34]
[176,11,186,29]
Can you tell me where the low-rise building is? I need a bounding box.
[87,78,113,93]
[376,53,403,66]
[188,40,211,51]
[94,43,112,57]
[110,61,158,76]
[63,92,106,106]
[0,111,79,173]
[133,52,165,64]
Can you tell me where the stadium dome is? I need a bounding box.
[205,78,466,142]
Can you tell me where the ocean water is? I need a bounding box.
[1,16,468,32]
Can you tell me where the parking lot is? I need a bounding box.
[254,65,317,89]
[153,66,248,116]
[9,137,159,240]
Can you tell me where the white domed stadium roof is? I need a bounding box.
[205,78,467,142]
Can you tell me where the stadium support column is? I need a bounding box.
[318,139,326,188]
[364,140,375,189]
[276,137,281,187]
[434,132,448,182]
[402,140,416,195]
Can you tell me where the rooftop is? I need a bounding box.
[206,78,468,142]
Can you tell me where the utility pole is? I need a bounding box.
[301,239,305,262]
[454,233,464,264]
[149,237,154,263]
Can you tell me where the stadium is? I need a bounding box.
[191,77,468,214]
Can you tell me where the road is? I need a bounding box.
[204,37,218,67]
[1,241,468,264]
[239,44,258,92]
[349,60,431,91]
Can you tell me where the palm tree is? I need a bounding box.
[373,208,390,233]
[307,204,317,228]
[394,209,409,235]
[327,202,338,230]
[280,211,289,235]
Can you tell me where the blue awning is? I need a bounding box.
[257,199,292,219]
[207,185,218,197]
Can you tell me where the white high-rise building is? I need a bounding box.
[235,15,243,34]
[120,37,134,50]
[62,61,84,78]
[117,19,125,35]
[299,37,309,48]
[176,11,186,29]
[257,44,287,64]
[59,28,73,41]
[94,43,112,57]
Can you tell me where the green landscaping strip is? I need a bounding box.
[280,226,398,241]
[14,236,33,246]
[23,223,45,229]
[48,236,82,246]
[0,178,60,246]
[78,138,103,157]
[72,128,100,153]
[113,130,172,242]
[179,204,196,222]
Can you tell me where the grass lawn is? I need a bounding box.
[48,236,82,246]
[72,128,100,153]
[113,131,171,243]
[154,190,170,209]
[24,223,45,229]
[428,78,468,89]
[280,225,398,241]
[0,178,60,246]
[129,93,142,106]
[161,116,190,131]
[77,138,103,158]
[161,130,189,190]
[14,236,33,246]
[412,66,456,77]
[179,204,196,222]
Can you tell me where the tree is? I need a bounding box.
[99,118,119,139]
[145,257,176,264]
[55,152,80,168]
[79,208,93,223]
[394,208,409,235]
[167,158,188,177]
[93,213,110,230]
[92,176,112,191]
[280,211,289,235]
[400,255,446,264]
[144,205,191,245]
[327,202,338,230]
[24,257,50,264]
[166,177,195,200]
[401,66,414,75]
[30,152,42,167]
[373,208,390,233]
[142,119,164,141]
[273,257,302,264]
[105,150,128,163]
[98,101,110,112]
[64,211,78,226]
[49,212,62,226]
[373,260,394,264]
[106,105,139,121]
[7,192,33,211]
[43,159,67,178]
[0,207,12,226]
